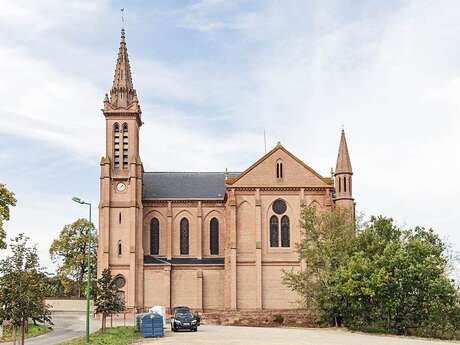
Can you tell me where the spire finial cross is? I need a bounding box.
[121,8,125,30]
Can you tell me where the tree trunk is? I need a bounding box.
[21,319,25,345]
[12,326,16,345]
[101,314,106,333]
[110,314,113,328]
[79,259,86,298]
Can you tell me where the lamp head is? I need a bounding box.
[72,197,83,204]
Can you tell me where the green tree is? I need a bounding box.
[283,206,355,324]
[285,209,460,339]
[49,218,96,297]
[0,234,52,345]
[333,216,460,338]
[42,274,66,298]
[0,184,17,249]
[95,269,125,332]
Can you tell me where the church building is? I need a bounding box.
[97,29,355,313]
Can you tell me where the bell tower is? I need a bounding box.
[334,129,355,215]
[98,28,144,312]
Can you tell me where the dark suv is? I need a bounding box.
[170,306,200,332]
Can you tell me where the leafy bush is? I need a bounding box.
[273,314,284,324]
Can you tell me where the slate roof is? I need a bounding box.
[143,172,240,200]
[144,256,224,265]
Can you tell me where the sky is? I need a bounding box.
[1,0,460,272]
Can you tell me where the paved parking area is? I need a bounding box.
[141,325,459,345]
[3,313,457,345]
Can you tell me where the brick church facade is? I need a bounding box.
[97,29,355,313]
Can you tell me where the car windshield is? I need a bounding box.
[176,311,193,318]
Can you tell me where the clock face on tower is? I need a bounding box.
[116,182,126,192]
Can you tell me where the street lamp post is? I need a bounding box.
[72,197,92,343]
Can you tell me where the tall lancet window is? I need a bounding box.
[210,218,219,255]
[180,218,189,255]
[113,123,120,168]
[270,215,279,247]
[281,215,290,247]
[150,218,159,255]
[122,124,128,168]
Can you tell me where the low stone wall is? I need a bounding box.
[45,298,95,312]
[201,309,318,328]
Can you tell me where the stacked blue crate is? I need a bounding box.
[140,313,164,338]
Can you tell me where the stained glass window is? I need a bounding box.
[210,218,219,255]
[281,215,290,247]
[270,215,279,247]
[150,218,159,255]
[180,218,189,255]
[272,199,287,215]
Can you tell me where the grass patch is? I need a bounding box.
[1,324,51,342]
[60,327,141,345]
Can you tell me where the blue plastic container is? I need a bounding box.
[140,313,164,338]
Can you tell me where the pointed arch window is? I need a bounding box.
[150,218,160,255]
[343,176,347,192]
[270,199,290,248]
[349,176,352,194]
[210,218,219,255]
[122,124,128,168]
[114,123,120,168]
[180,218,189,255]
[117,241,122,256]
[270,215,279,247]
[338,177,341,193]
[281,215,290,247]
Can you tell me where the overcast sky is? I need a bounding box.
[1,0,459,272]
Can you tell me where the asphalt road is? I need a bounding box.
[2,313,129,345]
[140,325,460,345]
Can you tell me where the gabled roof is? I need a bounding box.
[227,143,332,186]
[143,172,240,200]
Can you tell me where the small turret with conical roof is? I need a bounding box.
[334,129,355,213]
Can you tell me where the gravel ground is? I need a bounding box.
[140,325,459,345]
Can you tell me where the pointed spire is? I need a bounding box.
[335,129,353,174]
[109,28,137,109]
